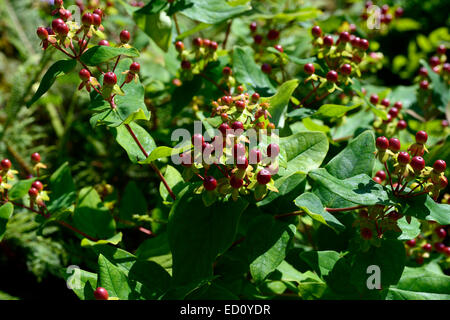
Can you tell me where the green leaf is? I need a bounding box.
[159,165,184,202]
[113,122,156,163]
[8,178,35,200]
[0,202,14,241]
[294,193,345,231]
[48,162,76,213]
[98,254,132,300]
[300,250,342,278]
[73,187,116,239]
[396,216,421,240]
[119,182,147,222]
[27,60,77,107]
[81,232,123,247]
[139,146,183,164]
[181,0,251,24]
[315,102,361,118]
[134,8,173,52]
[80,46,139,66]
[63,267,97,300]
[168,186,248,285]
[352,78,388,120]
[263,79,299,128]
[277,131,329,176]
[420,59,449,113]
[386,266,450,300]
[309,168,391,206]
[403,194,450,225]
[232,46,276,95]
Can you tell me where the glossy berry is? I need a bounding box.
[230,175,243,189]
[361,227,372,240]
[311,26,322,38]
[326,70,338,82]
[130,62,140,74]
[28,187,39,198]
[82,13,94,26]
[381,98,390,108]
[429,56,440,67]
[120,30,131,43]
[79,69,90,81]
[54,21,69,36]
[261,63,272,74]
[432,160,446,174]
[388,138,400,152]
[323,35,334,47]
[359,39,369,51]
[218,123,230,136]
[249,22,257,33]
[395,7,404,18]
[54,0,64,7]
[422,243,432,252]
[376,136,389,150]
[191,133,204,147]
[415,131,428,144]
[236,156,249,170]
[93,8,103,17]
[340,64,352,75]
[406,239,416,247]
[304,63,315,75]
[193,37,203,47]
[98,40,110,46]
[375,170,386,181]
[419,80,429,90]
[267,29,279,41]
[175,41,184,52]
[418,67,428,77]
[274,45,283,53]
[94,287,109,300]
[249,149,261,163]
[203,39,211,47]
[203,176,217,191]
[31,152,41,163]
[1,159,12,170]
[397,151,410,165]
[103,72,117,86]
[257,169,271,185]
[444,63,450,73]
[435,227,447,239]
[52,18,64,30]
[37,27,49,40]
[339,31,350,43]
[32,181,44,191]
[442,120,449,127]
[235,100,246,110]
[233,144,246,158]
[388,107,399,118]
[373,176,382,184]
[394,101,403,110]
[434,242,445,252]
[181,60,191,70]
[397,120,407,130]
[411,156,425,172]
[253,34,263,44]
[437,45,446,55]
[222,96,232,105]
[267,143,280,158]
[210,42,219,52]
[251,93,260,102]
[438,176,448,189]
[370,94,379,105]
[350,36,360,48]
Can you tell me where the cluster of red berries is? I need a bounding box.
[405,224,450,264]
[361,2,404,26]
[179,89,280,203]
[375,131,448,200]
[175,37,219,79]
[417,45,449,92]
[356,205,406,242]
[370,95,407,134]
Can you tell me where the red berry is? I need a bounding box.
[388,107,399,118]
[175,41,184,52]
[375,170,386,181]
[339,31,350,43]
[130,62,140,74]
[230,175,243,189]
[267,29,279,41]
[361,227,372,240]
[340,63,352,75]
[28,187,39,198]
[253,34,263,44]
[120,30,131,43]
[437,45,446,55]
[193,37,203,47]
[422,243,432,252]
[274,45,283,53]
[394,101,403,110]
[438,176,448,189]
[37,27,49,40]
[311,26,322,38]
[191,133,204,146]
[350,36,360,48]
[32,181,44,191]
[434,242,445,252]
[415,131,428,144]
[231,121,244,131]
[433,160,446,173]
[359,39,369,51]
[222,95,232,105]
[30,152,41,163]
[373,176,382,184]
[93,8,103,17]
[415,256,424,265]
[203,176,217,191]
[249,22,257,33]
[397,151,410,165]
[235,100,246,110]
[233,143,246,158]
[419,80,429,90]
[222,66,232,76]
[406,239,416,247]
[383,114,393,124]
[181,60,191,70]
[203,39,211,47]
[82,13,94,26]
[257,169,271,185]
[429,56,440,67]
[444,63,450,73]
[79,69,90,81]
[236,86,244,94]
[236,156,249,170]
[326,70,338,82]
[0,159,11,170]
[261,63,272,74]
[209,41,218,51]
[349,24,356,33]
[381,98,390,108]
[376,136,389,150]
[304,63,315,75]
[249,149,261,164]
[54,21,69,36]
[397,120,407,130]
[98,40,110,46]
[435,227,447,239]
[395,7,404,18]
[418,67,428,77]
[388,138,400,152]
[267,143,280,158]
[251,93,260,102]
[218,123,230,136]
[381,4,389,14]
[442,120,449,127]
[52,18,64,30]
[411,156,425,171]
[323,35,334,47]
[60,10,72,21]
[444,247,450,257]
[54,0,64,7]
[94,287,109,300]
[370,94,379,105]
[103,72,117,86]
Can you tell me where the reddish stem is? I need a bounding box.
[326,205,366,212]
